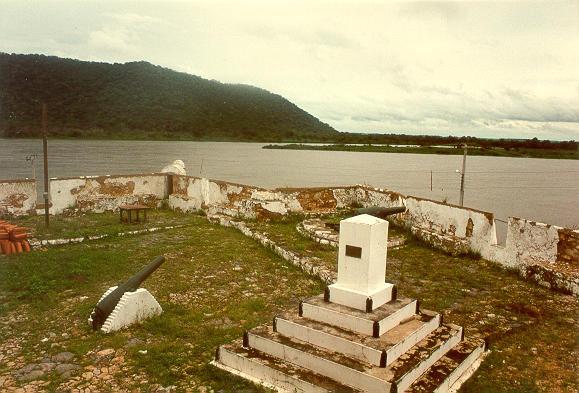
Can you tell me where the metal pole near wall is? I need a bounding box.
[42,103,50,227]
[459,144,467,206]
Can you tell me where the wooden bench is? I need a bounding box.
[119,204,151,223]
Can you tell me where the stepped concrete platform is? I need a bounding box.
[213,297,486,392]
[301,294,417,337]
[274,310,441,367]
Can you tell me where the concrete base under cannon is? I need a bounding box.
[88,286,162,333]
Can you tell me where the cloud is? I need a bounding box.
[0,0,577,139]
[398,2,462,21]
[88,27,133,53]
[87,12,168,57]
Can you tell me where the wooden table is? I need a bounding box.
[119,204,151,223]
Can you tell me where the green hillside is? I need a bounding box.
[0,53,337,141]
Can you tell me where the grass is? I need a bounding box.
[1,211,577,392]
[11,209,198,240]
[0,211,324,391]
[263,144,578,160]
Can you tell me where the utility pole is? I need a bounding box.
[459,144,467,207]
[42,103,50,227]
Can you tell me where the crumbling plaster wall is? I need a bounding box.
[0,179,37,216]
[495,217,578,268]
[50,174,168,214]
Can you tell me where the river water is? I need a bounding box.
[1,139,578,231]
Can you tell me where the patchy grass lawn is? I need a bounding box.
[1,211,577,392]
[11,209,197,241]
[0,212,324,392]
[250,215,579,393]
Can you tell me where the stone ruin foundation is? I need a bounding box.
[213,214,486,392]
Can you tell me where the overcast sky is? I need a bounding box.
[1,1,578,140]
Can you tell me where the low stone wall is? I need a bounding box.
[0,179,37,216]
[208,213,336,284]
[168,175,405,219]
[50,174,169,215]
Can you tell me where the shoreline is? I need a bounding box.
[263,143,578,160]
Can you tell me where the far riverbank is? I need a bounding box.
[263,143,578,160]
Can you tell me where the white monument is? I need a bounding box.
[327,214,395,311]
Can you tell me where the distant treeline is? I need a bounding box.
[0,53,337,141]
[321,133,577,151]
[263,143,578,159]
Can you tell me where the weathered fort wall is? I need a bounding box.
[0,178,37,216]
[1,173,577,293]
[49,173,168,215]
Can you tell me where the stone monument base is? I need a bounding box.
[327,282,395,312]
[214,293,487,392]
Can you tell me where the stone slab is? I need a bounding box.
[301,294,417,337]
[214,341,361,393]
[246,323,462,392]
[406,339,487,393]
[327,282,394,311]
[275,310,440,367]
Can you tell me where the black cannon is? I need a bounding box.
[353,206,407,219]
[325,206,406,231]
[91,255,165,330]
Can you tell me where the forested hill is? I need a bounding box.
[0,53,337,141]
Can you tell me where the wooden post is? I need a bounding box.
[430,170,433,191]
[459,145,467,207]
[42,103,50,227]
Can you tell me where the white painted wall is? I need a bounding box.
[50,174,167,214]
[0,179,37,216]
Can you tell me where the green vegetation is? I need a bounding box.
[0,211,324,391]
[12,209,196,241]
[10,209,197,240]
[0,53,336,141]
[264,143,578,160]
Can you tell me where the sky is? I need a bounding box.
[1,0,578,140]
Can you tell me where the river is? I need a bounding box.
[1,139,577,233]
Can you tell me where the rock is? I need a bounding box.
[82,371,93,380]
[126,338,144,348]
[138,350,147,355]
[38,362,56,372]
[17,364,36,374]
[55,363,80,376]
[52,351,75,362]
[96,348,115,357]
[17,369,44,382]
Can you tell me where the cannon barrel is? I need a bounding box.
[91,255,165,330]
[324,206,407,231]
[354,206,406,218]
